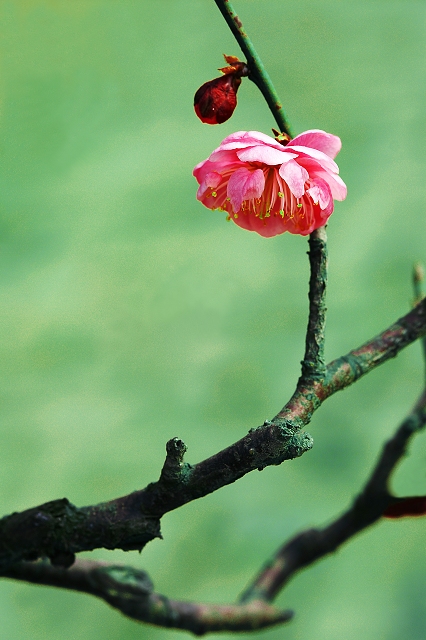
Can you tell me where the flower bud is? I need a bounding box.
[194,55,248,125]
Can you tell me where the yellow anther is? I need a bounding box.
[211,191,217,197]
[278,192,284,198]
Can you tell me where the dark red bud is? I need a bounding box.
[194,55,248,125]
[383,496,426,518]
[194,74,241,125]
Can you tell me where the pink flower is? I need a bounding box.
[193,129,347,237]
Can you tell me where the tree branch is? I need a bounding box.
[4,389,426,635]
[278,295,426,426]
[413,262,426,382]
[0,494,162,571]
[1,252,425,572]
[240,390,426,604]
[2,559,292,635]
[1,230,425,633]
[300,226,328,382]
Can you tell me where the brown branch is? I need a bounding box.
[4,389,426,635]
[2,559,292,635]
[2,252,426,631]
[0,494,162,571]
[383,494,426,518]
[240,391,426,604]
[0,234,424,590]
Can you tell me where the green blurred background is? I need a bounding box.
[1,1,426,638]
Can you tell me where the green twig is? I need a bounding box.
[213,0,292,137]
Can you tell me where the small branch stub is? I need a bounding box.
[159,437,189,484]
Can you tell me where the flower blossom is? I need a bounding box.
[193,129,347,237]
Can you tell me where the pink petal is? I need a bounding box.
[289,130,342,159]
[307,180,331,210]
[208,149,240,163]
[193,158,208,176]
[279,159,309,198]
[194,158,228,184]
[213,131,283,153]
[232,212,288,238]
[207,132,268,159]
[237,145,297,165]
[213,141,262,153]
[196,171,222,198]
[221,130,283,149]
[205,172,221,188]
[243,169,265,199]
[193,159,216,188]
[246,130,285,148]
[227,167,265,212]
[285,145,339,174]
[309,168,347,201]
[219,130,258,145]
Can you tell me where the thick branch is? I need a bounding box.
[1,296,425,570]
[144,427,313,515]
[0,427,313,571]
[0,495,162,571]
[2,560,292,635]
[213,0,292,136]
[5,392,426,635]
